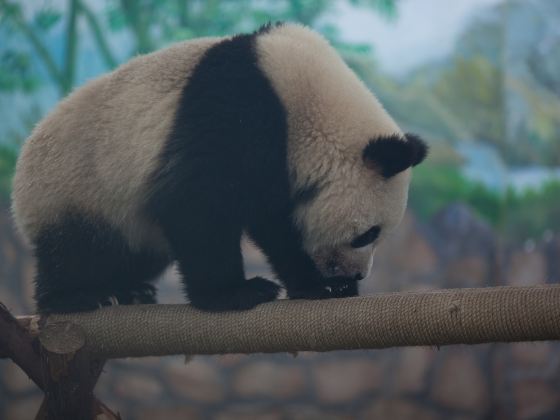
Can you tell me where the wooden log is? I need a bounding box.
[38,321,96,420]
[5,285,560,359]
[5,286,560,360]
[35,285,560,357]
[0,304,119,420]
[0,302,45,388]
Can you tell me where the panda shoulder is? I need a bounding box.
[254,21,331,49]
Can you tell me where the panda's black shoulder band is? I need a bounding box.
[254,21,286,35]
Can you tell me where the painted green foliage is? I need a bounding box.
[0,0,396,196]
[1,0,559,243]
[433,57,505,152]
[410,164,560,243]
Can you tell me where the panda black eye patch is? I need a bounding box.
[351,225,381,248]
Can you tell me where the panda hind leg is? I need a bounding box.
[33,211,170,314]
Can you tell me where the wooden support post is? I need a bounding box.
[38,321,95,420]
[0,303,45,388]
[0,304,119,420]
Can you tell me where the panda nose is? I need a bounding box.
[326,260,340,275]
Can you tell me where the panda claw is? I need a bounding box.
[288,277,358,300]
[97,295,120,309]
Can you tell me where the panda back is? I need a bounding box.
[11,37,222,248]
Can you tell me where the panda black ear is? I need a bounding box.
[404,133,429,166]
[363,133,428,178]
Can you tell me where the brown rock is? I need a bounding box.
[365,213,439,293]
[313,358,381,404]
[296,351,323,360]
[113,372,162,401]
[363,398,441,420]
[387,213,438,275]
[166,358,225,403]
[401,229,439,275]
[450,417,478,420]
[445,256,489,287]
[402,283,437,292]
[4,396,43,420]
[432,203,495,259]
[285,405,355,420]
[233,361,306,399]
[506,250,547,286]
[97,359,166,401]
[1,361,36,394]
[544,234,560,282]
[431,351,489,412]
[395,347,434,393]
[514,379,558,419]
[214,404,283,420]
[113,355,168,369]
[2,237,17,266]
[217,354,248,367]
[135,406,202,420]
[94,367,115,397]
[511,342,551,369]
[0,286,23,315]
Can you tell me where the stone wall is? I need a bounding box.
[1,202,559,419]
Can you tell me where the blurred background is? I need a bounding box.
[1,0,560,419]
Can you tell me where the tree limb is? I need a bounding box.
[0,0,64,88]
[0,304,119,419]
[78,0,118,69]
[8,285,560,359]
[61,0,79,95]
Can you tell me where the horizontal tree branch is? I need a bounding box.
[8,285,560,359]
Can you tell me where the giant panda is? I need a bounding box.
[11,22,427,314]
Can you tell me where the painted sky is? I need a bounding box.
[336,0,504,75]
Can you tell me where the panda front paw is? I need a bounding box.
[326,276,359,298]
[189,277,281,312]
[116,283,157,305]
[37,292,120,314]
[288,277,358,300]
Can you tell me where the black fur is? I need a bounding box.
[32,26,358,314]
[147,28,357,311]
[363,133,428,178]
[351,225,381,249]
[255,21,285,35]
[405,133,429,165]
[292,182,321,207]
[34,211,169,313]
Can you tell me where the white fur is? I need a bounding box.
[256,24,411,262]
[12,37,221,249]
[13,24,411,281]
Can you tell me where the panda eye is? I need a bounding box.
[350,225,381,249]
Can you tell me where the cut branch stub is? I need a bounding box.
[38,321,96,420]
[39,321,86,360]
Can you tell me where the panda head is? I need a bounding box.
[255,23,429,281]
[292,132,428,281]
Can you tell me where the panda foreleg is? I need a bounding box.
[247,221,358,300]
[153,199,280,311]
